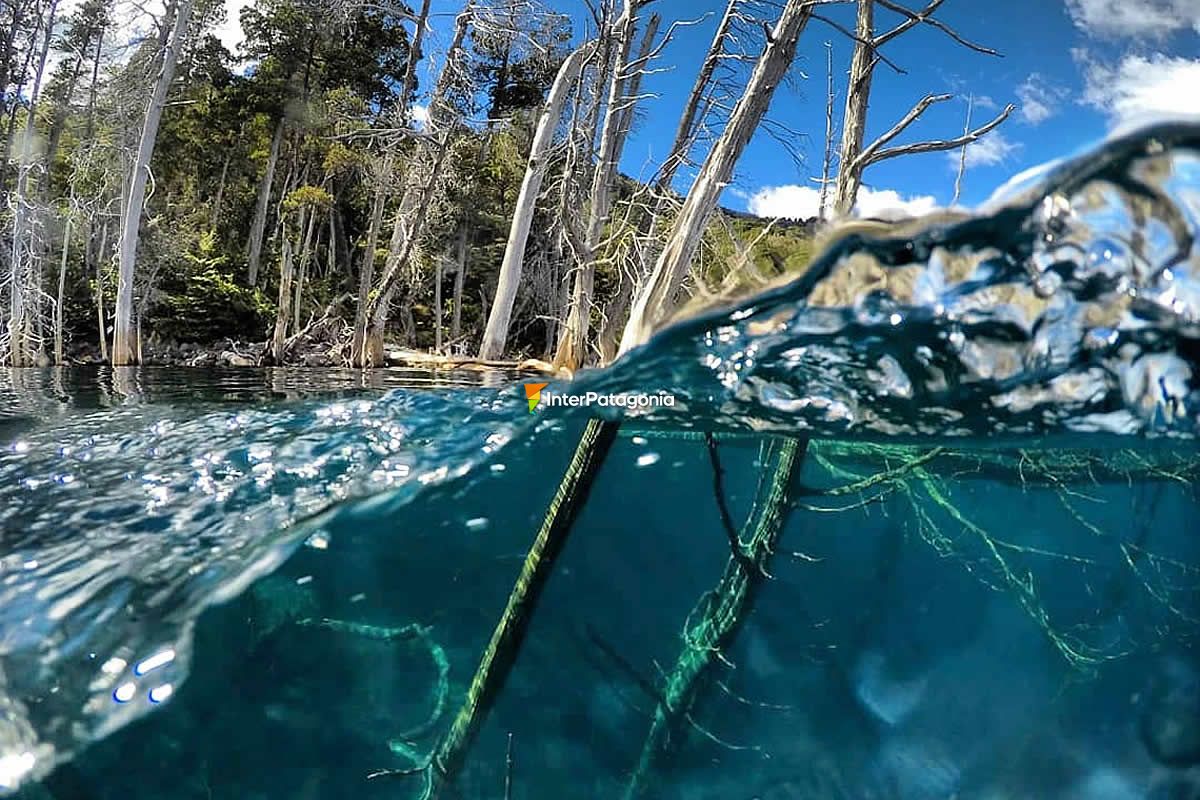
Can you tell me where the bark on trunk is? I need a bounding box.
[246,116,285,286]
[832,0,875,218]
[112,0,194,366]
[621,0,814,351]
[818,40,835,223]
[477,39,595,360]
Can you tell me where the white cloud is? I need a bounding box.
[412,104,430,126]
[944,130,1022,170]
[1016,74,1069,125]
[748,184,938,221]
[1079,53,1200,125]
[214,0,252,54]
[1066,0,1200,39]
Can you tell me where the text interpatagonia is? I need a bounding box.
[540,391,676,409]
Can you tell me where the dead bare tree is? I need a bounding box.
[621,0,816,351]
[554,1,654,371]
[817,39,836,222]
[4,0,59,366]
[476,35,598,360]
[111,0,195,366]
[353,1,474,367]
[349,0,431,366]
[831,0,1012,217]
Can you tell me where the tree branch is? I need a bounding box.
[813,12,906,74]
[874,0,1001,55]
[873,0,944,47]
[852,92,952,170]
[860,102,1015,168]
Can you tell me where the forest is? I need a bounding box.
[0,0,1012,371]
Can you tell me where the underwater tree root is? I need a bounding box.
[623,436,808,800]
[380,418,621,799]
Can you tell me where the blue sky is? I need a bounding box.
[216,0,1200,218]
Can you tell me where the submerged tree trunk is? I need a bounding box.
[112,0,194,366]
[477,39,595,360]
[623,437,808,799]
[621,0,814,351]
[422,419,622,799]
[246,116,285,286]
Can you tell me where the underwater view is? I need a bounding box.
[3,123,1200,798]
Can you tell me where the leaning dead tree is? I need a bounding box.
[111,0,194,365]
[621,0,815,350]
[831,0,1012,217]
[476,32,599,360]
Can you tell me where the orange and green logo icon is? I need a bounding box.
[524,383,549,413]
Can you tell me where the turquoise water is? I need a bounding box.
[2,125,1200,798]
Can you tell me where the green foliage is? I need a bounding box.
[153,231,274,341]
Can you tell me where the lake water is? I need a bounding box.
[2,124,1200,799]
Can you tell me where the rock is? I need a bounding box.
[219,350,256,367]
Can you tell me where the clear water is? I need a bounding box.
[1,124,1199,799]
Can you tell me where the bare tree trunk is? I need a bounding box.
[112,0,194,366]
[246,116,285,287]
[656,0,738,191]
[293,203,318,334]
[350,159,389,365]
[831,0,1008,217]
[357,2,474,366]
[271,210,301,363]
[55,210,72,365]
[817,39,835,222]
[832,0,875,217]
[554,2,645,371]
[6,0,57,366]
[592,12,660,364]
[434,250,443,353]
[95,219,109,361]
[621,0,814,351]
[450,222,468,340]
[477,39,595,359]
